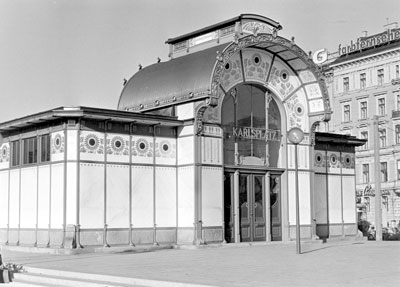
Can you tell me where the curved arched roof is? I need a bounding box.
[118,43,229,111]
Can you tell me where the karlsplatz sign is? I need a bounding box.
[232,126,281,141]
[338,28,400,56]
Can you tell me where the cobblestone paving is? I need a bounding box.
[2,241,400,287]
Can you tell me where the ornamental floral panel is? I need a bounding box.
[155,138,176,159]
[0,143,9,164]
[131,136,153,158]
[51,132,65,154]
[242,49,273,83]
[267,58,301,100]
[80,132,104,155]
[284,88,309,132]
[106,134,130,156]
[219,52,243,92]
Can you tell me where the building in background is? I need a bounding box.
[322,23,400,228]
[0,14,364,250]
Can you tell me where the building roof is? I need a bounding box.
[117,43,229,112]
[165,14,282,44]
[315,132,367,147]
[0,106,183,134]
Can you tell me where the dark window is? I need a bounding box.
[398,160,400,180]
[378,98,385,116]
[360,131,368,150]
[11,140,20,167]
[343,104,350,122]
[379,129,386,148]
[380,162,387,182]
[40,134,51,162]
[23,137,37,165]
[360,73,366,89]
[362,164,369,183]
[377,69,384,86]
[360,101,367,119]
[396,125,400,145]
[343,77,349,93]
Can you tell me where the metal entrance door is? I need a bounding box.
[239,174,266,241]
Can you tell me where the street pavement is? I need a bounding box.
[1,240,399,287]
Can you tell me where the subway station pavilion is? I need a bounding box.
[0,14,365,249]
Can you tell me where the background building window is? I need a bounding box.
[380,162,388,182]
[343,104,350,122]
[40,134,51,162]
[396,64,399,79]
[23,137,37,165]
[379,129,386,148]
[377,69,384,86]
[398,160,400,180]
[378,98,385,116]
[360,73,366,89]
[11,140,20,167]
[343,77,349,93]
[360,131,368,149]
[397,94,400,111]
[362,163,369,183]
[360,101,367,119]
[396,125,400,145]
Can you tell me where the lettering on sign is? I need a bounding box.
[338,28,400,56]
[232,127,281,141]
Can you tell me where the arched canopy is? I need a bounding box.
[118,14,331,129]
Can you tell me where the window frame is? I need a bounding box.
[377,97,386,116]
[343,77,349,93]
[360,73,366,89]
[379,128,386,148]
[362,163,369,183]
[360,101,368,119]
[377,68,384,86]
[360,131,368,150]
[343,104,351,122]
[22,136,38,165]
[40,134,51,163]
[380,162,388,182]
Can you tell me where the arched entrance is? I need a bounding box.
[221,83,284,242]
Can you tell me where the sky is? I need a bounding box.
[0,0,399,123]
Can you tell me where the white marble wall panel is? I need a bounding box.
[51,132,65,162]
[131,136,153,165]
[0,143,10,169]
[67,130,78,161]
[341,152,355,175]
[308,99,325,113]
[287,144,309,169]
[284,88,309,132]
[304,83,323,100]
[314,174,328,224]
[106,133,130,163]
[327,151,341,174]
[287,170,311,225]
[178,166,195,227]
[9,170,19,228]
[176,103,194,120]
[51,163,64,228]
[0,170,9,228]
[201,137,222,165]
[328,175,342,224]
[201,167,223,226]
[20,167,37,228]
[342,176,356,223]
[178,136,194,166]
[131,166,153,228]
[298,70,317,84]
[313,151,326,173]
[80,131,105,162]
[66,162,77,224]
[37,165,50,228]
[268,57,301,101]
[178,125,194,137]
[242,48,273,83]
[219,52,243,92]
[80,163,104,228]
[156,167,177,227]
[107,165,129,228]
[155,138,176,166]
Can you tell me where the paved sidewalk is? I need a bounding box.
[1,240,400,287]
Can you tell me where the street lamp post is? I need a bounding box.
[288,127,305,254]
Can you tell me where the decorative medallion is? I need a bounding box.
[280,69,289,82]
[135,138,149,156]
[329,153,339,167]
[314,152,324,167]
[52,133,64,154]
[0,145,9,162]
[342,154,353,169]
[85,134,100,152]
[111,136,125,153]
[294,103,304,116]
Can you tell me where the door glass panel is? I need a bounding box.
[224,173,233,243]
[239,175,249,223]
[254,176,264,224]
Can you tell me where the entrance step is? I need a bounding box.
[13,267,217,287]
